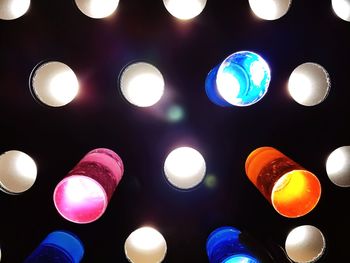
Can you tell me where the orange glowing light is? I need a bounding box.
[245,147,321,218]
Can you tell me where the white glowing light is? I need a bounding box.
[120,62,165,107]
[163,0,207,20]
[74,0,119,19]
[332,0,350,22]
[217,72,241,105]
[164,147,206,189]
[248,0,291,20]
[124,226,167,263]
[288,62,330,106]
[30,61,79,107]
[64,176,103,204]
[326,146,350,187]
[0,150,37,194]
[285,225,325,263]
[0,0,30,20]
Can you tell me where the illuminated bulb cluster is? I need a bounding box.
[124,227,167,263]
[285,225,325,263]
[163,0,207,20]
[249,0,292,20]
[206,51,271,107]
[0,150,37,194]
[288,62,330,106]
[164,146,206,190]
[74,0,120,19]
[0,0,30,20]
[119,62,165,107]
[30,61,79,107]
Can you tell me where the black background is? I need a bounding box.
[1,0,350,262]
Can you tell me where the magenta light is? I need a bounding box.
[53,148,124,224]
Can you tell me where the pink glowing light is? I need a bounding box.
[53,148,124,224]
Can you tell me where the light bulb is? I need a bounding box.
[245,147,321,218]
[30,61,79,107]
[206,227,260,263]
[124,226,167,263]
[163,0,207,20]
[119,62,165,107]
[164,146,206,190]
[24,231,84,263]
[74,0,119,19]
[332,0,350,22]
[0,0,30,20]
[205,51,270,107]
[248,0,291,20]
[288,62,330,106]
[0,150,37,194]
[285,225,325,263]
[53,148,124,224]
[326,146,350,187]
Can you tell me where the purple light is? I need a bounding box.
[53,148,124,224]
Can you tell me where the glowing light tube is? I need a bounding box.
[245,147,321,218]
[332,0,350,22]
[29,61,79,107]
[124,226,167,263]
[0,0,31,20]
[326,146,350,187]
[162,0,207,20]
[285,225,325,263]
[206,227,259,263]
[53,148,124,224]
[0,150,37,194]
[248,0,292,20]
[74,0,120,19]
[205,51,270,107]
[24,231,84,263]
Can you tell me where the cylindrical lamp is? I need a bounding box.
[326,146,350,187]
[248,0,292,20]
[206,227,260,263]
[285,225,325,263]
[29,61,79,107]
[24,230,84,263]
[163,0,207,20]
[205,51,271,107]
[53,148,124,224]
[245,147,321,218]
[124,226,167,263]
[0,0,31,20]
[74,0,120,19]
[332,0,350,22]
[0,150,37,194]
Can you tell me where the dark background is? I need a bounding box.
[1,0,349,262]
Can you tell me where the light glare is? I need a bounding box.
[125,226,167,263]
[75,0,119,19]
[163,0,207,20]
[249,0,291,20]
[0,0,30,20]
[326,146,350,187]
[332,0,350,22]
[120,62,165,107]
[164,147,206,189]
[30,61,79,107]
[0,150,37,194]
[288,62,330,106]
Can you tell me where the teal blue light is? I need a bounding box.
[205,51,271,107]
[224,254,259,263]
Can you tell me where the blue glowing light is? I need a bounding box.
[206,227,259,263]
[205,51,271,107]
[24,231,84,263]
